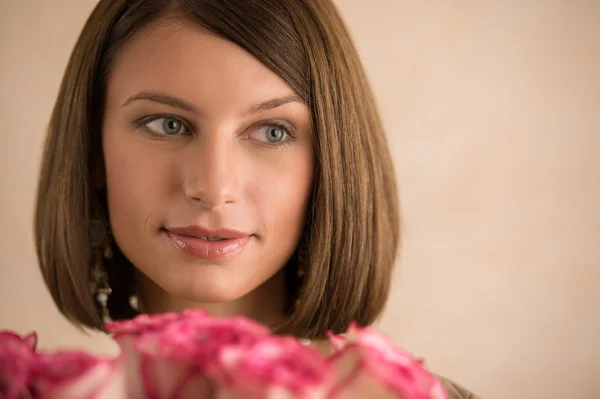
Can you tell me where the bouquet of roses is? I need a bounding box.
[0,310,446,399]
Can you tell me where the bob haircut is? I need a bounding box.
[35,0,400,339]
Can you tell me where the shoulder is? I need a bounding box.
[439,376,482,399]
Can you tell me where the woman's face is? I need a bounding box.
[102,18,314,311]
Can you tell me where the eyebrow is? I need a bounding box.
[122,91,197,113]
[121,90,304,116]
[243,94,304,116]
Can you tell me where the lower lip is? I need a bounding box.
[164,231,251,260]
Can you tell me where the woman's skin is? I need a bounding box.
[102,17,315,329]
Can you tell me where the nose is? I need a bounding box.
[182,134,241,209]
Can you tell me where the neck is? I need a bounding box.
[135,269,287,330]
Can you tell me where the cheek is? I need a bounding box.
[252,151,314,236]
[102,130,174,242]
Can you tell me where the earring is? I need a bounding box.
[89,216,141,322]
[129,294,139,311]
[89,217,114,323]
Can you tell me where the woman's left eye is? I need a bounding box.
[251,124,291,145]
[142,117,188,136]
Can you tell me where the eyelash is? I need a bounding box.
[135,115,296,148]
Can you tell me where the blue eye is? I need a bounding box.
[144,117,186,136]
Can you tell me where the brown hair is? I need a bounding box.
[35,0,400,339]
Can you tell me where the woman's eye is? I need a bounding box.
[254,124,289,144]
[143,117,187,136]
[265,126,286,143]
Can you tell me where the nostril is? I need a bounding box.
[190,196,207,205]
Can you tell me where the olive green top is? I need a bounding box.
[441,377,482,399]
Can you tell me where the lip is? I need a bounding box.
[163,226,251,260]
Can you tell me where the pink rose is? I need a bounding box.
[109,311,272,398]
[1,331,126,399]
[106,309,215,398]
[327,324,447,399]
[106,309,210,340]
[0,331,37,398]
[2,314,449,399]
[133,315,270,367]
[31,351,126,399]
[217,337,331,399]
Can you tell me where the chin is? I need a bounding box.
[169,270,257,304]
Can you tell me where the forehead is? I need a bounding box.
[105,18,296,110]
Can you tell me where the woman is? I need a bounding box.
[35,0,478,397]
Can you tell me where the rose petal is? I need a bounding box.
[327,331,346,352]
[22,332,38,351]
[134,316,270,370]
[31,351,124,398]
[328,347,404,399]
[0,331,38,398]
[93,368,128,399]
[171,368,216,399]
[332,324,429,370]
[328,343,447,399]
[114,312,268,397]
[139,357,203,398]
[220,337,330,398]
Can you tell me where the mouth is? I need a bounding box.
[198,237,227,242]
[166,225,251,239]
[162,225,252,260]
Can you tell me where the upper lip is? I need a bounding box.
[165,225,251,239]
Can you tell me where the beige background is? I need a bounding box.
[1,1,599,398]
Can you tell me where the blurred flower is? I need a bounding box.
[31,351,125,399]
[327,323,447,399]
[110,311,272,398]
[0,314,447,399]
[0,331,37,398]
[218,337,331,398]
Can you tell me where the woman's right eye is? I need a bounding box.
[142,117,188,136]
